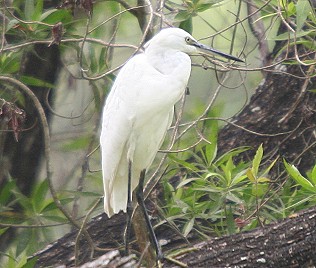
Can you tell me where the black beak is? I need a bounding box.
[194,42,244,63]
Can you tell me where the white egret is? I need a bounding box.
[100,27,243,259]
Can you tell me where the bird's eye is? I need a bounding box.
[185,37,191,43]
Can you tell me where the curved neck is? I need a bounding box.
[145,47,190,74]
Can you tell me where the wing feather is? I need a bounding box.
[101,52,189,217]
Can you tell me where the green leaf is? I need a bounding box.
[6,18,19,32]
[89,46,98,73]
[311,164,316,186]
[279,0,296,16]
[168,154,199,172]
[287,2,296,16]
[295,40,316,51]
[32,179,49,212]
[226,206,236,235]
[223,156,235,184]
[252,182,268,197]
[194,187,223,193]
[252,144,263,177]
[226,192,243,204]
[205,143,217,166]
[12,191,33,211]
[41,215,69,223]
[246,168,256,183]
[284,160,316,192]
[296,0,312,31]
[204,110,219,165]
[40,9,72,24]
[196,3,214,12]
[6,251,17,268]
[41,197,74,213]
[177,177,200,189]
[285,195,314,210]
[272,30,314,41]
[0,52,21,74]
[21,256,38,268]
[0,180,16,205]
[24,0,35,21]
[163,178,175,196]
[175,187,183,199]
[205,171,225,181]
[231,170,248,185]
[257,177,270,183]
[215,147,249,166]
[40,200,58,213]
[16,230,32,257]
[183,217,194,237]
[99,47,108,72]
[179,17,193,34]
[20,76,55,88]
[91,83,101,112]
[32,0,43,21]
[174,11,192,22]
[0,227,9,236]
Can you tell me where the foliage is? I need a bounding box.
[167,0,226,33]
[0,176,102,267]
[260,0,316,62]
[162,131,316,238]
[0,0,316,266]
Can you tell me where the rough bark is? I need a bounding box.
[31,209,191,267]
[32,205,316,267]
[163,205,316,267]
[217,51,316,176]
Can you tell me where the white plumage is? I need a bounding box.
[100,27,242,217]
[100,28,193,217]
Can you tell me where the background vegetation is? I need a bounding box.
[0,0,315,266]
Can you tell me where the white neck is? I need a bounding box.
[145,47,191,74]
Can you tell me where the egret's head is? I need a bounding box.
[145,28,198,53]
[145,28,243,62]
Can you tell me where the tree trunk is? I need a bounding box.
[218,50,316,175]
[31,206,316,267]
[163,205,316,267]
[0,44,60,252]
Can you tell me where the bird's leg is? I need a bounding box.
[124,160,133,255]
[136,169,163,260]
